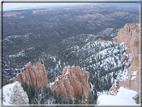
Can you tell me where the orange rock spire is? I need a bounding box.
[51,65,91,99]
[12,62,48,88]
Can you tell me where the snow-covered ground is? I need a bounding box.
[2,82,17,105]
[97,87,138,105]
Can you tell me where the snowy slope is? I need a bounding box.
[97,87,138,105]
[70,40,129,93]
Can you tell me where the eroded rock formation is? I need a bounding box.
[51,65,91,98]
[12,62,48,88]
[110,23,140,95]
[3,81,29,105]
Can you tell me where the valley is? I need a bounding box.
[2,3,140,105]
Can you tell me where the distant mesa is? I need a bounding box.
[32,5,109,14]
[12,62,48,88]
[51,65,91,99]
[3,12,25,17]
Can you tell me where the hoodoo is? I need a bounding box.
[51,65,91,99]
[12,62,48,88]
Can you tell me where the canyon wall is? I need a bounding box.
[51,65,91,99]
[110,23,140,95]
[12,62,48,88]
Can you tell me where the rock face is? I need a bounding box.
[2,81,29,105]
[51,65,91,98]
[109,80,120,95]
[12,62,48,88]
[110,23,140,95]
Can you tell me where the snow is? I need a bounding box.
[97,90,109,96]
[114,80,117,87]
[9,50,25,58]
[97,87,138,105]
[48,82,55,88]
[27,46,35,50]
[5,35,21,40]
[90,82,94,91]
[117,87,137,99]
[2,81,19,105]
[110,91,116,95]
[131,70,137,76]
[119,69,128,81]
[113,49,119,54]
[55,77,59,81]
[65,69,70,75]
[131,76,136,80]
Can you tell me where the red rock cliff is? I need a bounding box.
[110,23,140,95]
[51,65,91,99]
[12,62,48,88]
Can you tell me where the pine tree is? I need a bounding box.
[40,96,45,104]
[53,90,57,104]
[82,94,86,101]
[93,89,97,102]
[61,95,67,104]
[87,91,94,104]
[30,83,35,98]
[2,78,9,87]
[74,91,79,104]
[75,97,79,104]
[68,97,73,104]
[57,91,62,104]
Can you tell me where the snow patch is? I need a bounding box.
[90,82,94,91]
[97,90,109,96]
[65,69,70,75]
[114,80,117,87]
[97,87,138,105]
[131,76,136,80]
[9,50,25,58]
[48,82,55,88]
[131,70,137,76]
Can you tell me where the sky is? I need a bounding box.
[3,1,140,11]
[3,3,98,11]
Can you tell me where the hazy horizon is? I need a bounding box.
[3,2,139,11]
[3,3,100,11]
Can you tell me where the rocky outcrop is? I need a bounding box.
[109,80,120,95]
[51,65,91,99]
[12,62,48,88]
[113,23,140,55]
[2,81,29,105]
[98,38,106,43]
[110,23,140,94]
